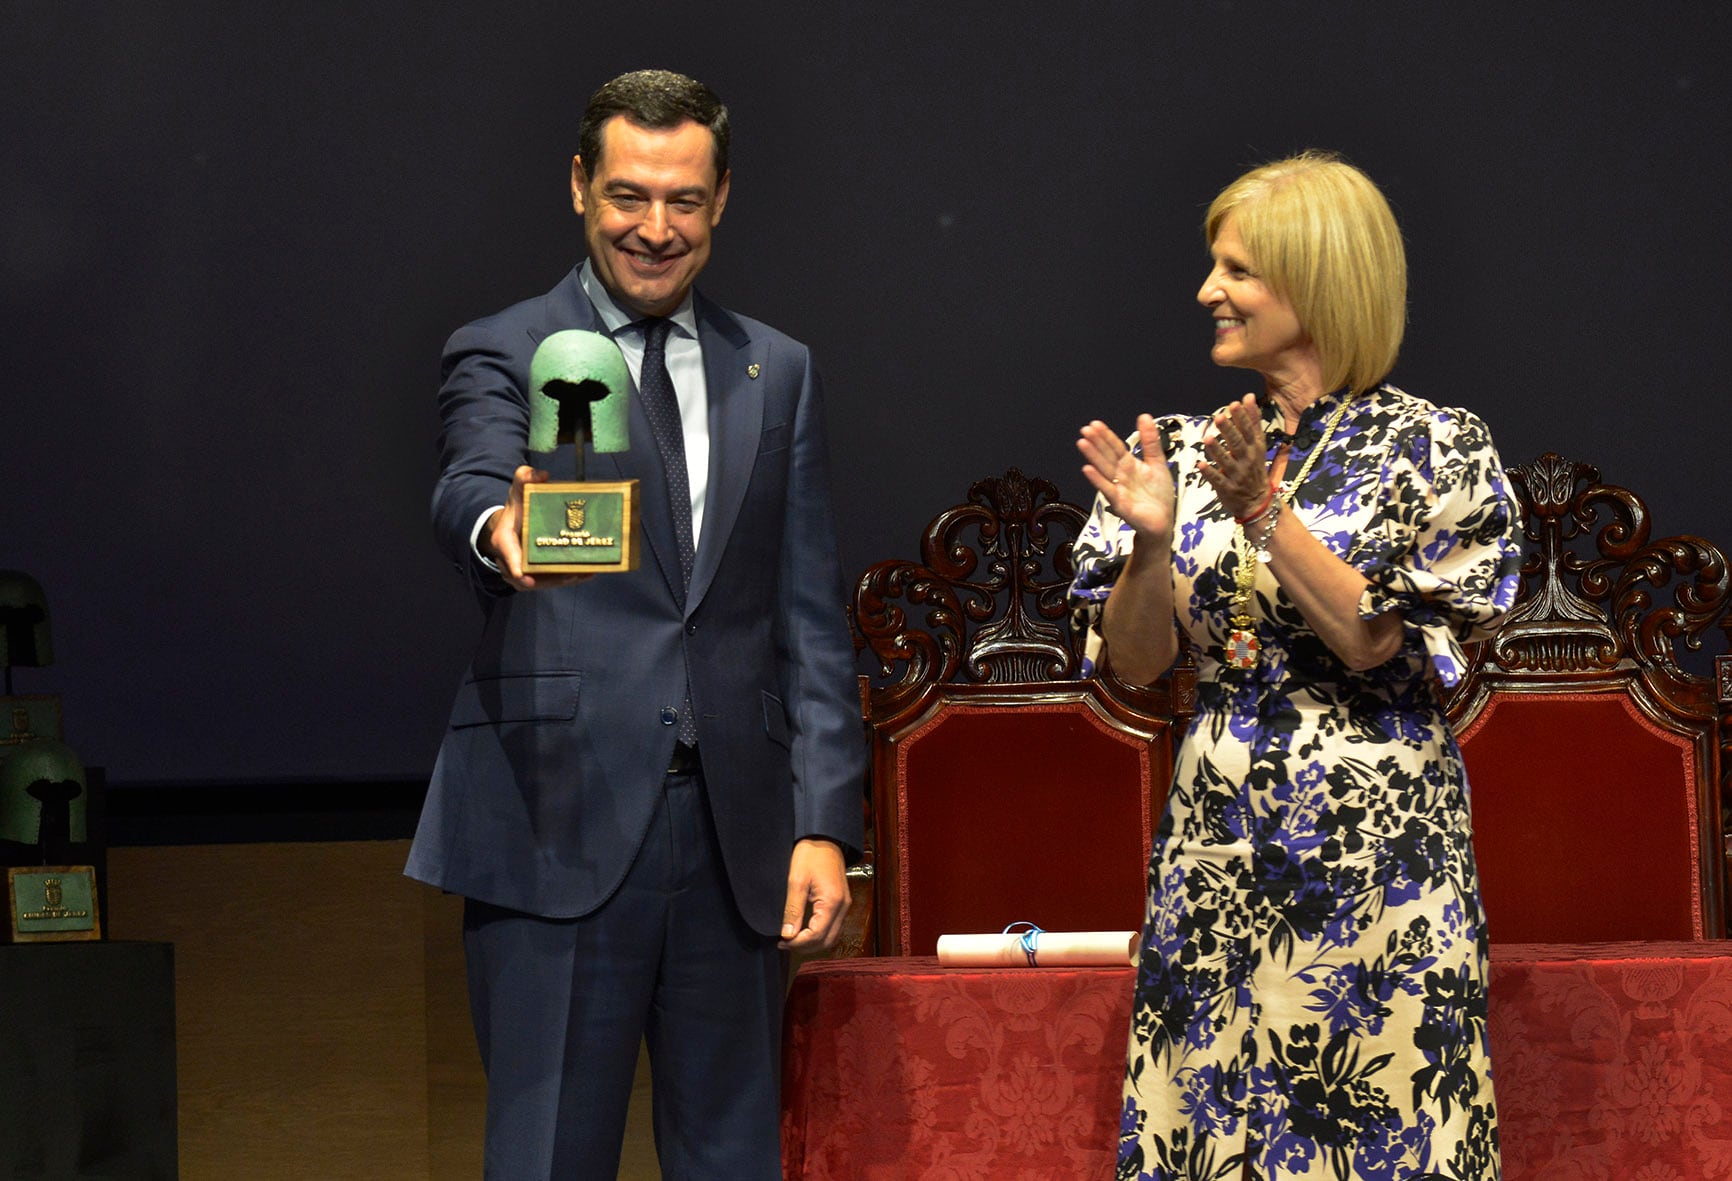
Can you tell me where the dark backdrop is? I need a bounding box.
[4,2,1727,788]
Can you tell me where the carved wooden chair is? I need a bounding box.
[846,469,1192,957]
[1445,454,1732,941]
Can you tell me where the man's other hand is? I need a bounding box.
[780,838,849,951]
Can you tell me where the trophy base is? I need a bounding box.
[521,479,641,573]
[1,695,64,746]
[7,866,101,943]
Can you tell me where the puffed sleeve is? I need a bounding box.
[1355,406,1523,686]
[1068,418,1187,677]
[1069,490,1133,677]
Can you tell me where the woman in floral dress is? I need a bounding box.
[1072,153,1523,1180]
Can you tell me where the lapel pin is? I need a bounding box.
[746,363,761,379]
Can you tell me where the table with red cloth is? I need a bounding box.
[782,943,1732,1179]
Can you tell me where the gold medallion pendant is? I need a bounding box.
[1225,625,1261,670]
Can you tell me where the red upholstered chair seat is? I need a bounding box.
[844,470,1191,958]
[1442,452,1731,943]
[1458,688,1710,942]
[882,692,1166,957]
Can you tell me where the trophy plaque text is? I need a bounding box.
[7,866,100,942]
[520,330,641,573]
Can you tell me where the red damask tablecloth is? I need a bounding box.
[782,943,1732,1179]
[1489,942,1732,1180]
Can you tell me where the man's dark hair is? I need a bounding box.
[578,69,730,181]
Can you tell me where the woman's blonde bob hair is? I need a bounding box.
[1204,151,1406,395]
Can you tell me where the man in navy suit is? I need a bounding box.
[406,69,864,1179]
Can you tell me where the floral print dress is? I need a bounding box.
[1070,386,1523,1180]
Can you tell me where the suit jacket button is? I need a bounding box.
[660,707,678,725]
[685,622,698,635]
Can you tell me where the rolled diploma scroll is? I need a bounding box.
[936,930,1139,967]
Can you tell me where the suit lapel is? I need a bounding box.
[689,294,761,614]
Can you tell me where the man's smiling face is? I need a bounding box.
[572,115,730,319]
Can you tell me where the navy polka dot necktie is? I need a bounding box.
[638,318,695,588]
[637,317,699,749]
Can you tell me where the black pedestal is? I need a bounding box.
[0,941,176,1179]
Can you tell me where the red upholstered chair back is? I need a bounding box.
[1445,454,1732,942]
[851,470,1192,957]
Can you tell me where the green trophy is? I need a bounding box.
[0,570,63,752]
[3,737,100,943]
[520,329,641,573]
